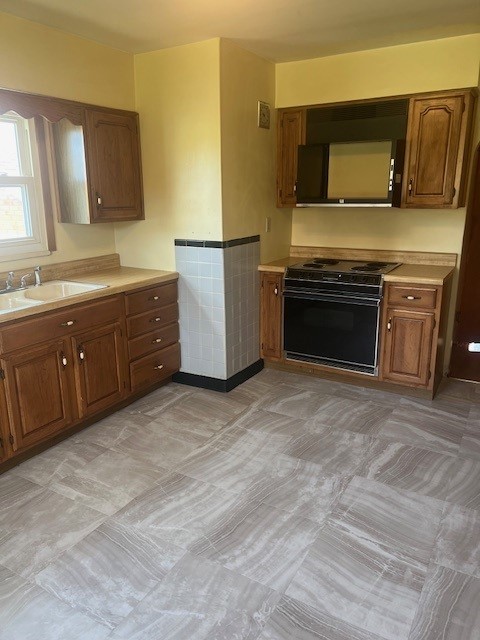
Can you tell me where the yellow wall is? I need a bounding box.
[220,40,291,262]
[276,34,480,370]
[276,34,480,108]
[115,39,223,270]
[0,11,135,270]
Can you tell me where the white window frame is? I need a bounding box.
[0,112,50,262]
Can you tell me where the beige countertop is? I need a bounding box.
[0,266,178,325]
[258,257,454,285]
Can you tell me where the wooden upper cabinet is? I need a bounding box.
[402,91,475,208]
[260,272,283,359]
[277,109,305,207]
[54,108,144,224]
[85,109,144,222]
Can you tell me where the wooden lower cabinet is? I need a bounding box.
[1,339,74,452]
[72,322,126,418]
[0,281,180,468]
[260,272,283,360]
[380,309,435,387]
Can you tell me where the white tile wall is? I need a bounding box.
[175,239,260,381]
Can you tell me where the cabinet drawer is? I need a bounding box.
[128,322,179,361]
[130,343,180,392]
[125,282,177,317]
[387,285,437,310]
[0,296,123,353]
[126,303,178,339]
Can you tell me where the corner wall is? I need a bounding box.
[114,39,223,271]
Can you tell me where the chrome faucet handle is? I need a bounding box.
[34,265,42,286]
[20,273,32,288]
[6,271,14,289]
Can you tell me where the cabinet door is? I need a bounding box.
[260,272,283,360]
[72,322,126,418]
[1,340,74,452]
[0,376,13,462]
[277,109,305,207]
[403,94,466,208]
[381,309,435,387]
[85,109,144,222]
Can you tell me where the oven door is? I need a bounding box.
[283,290,381,374]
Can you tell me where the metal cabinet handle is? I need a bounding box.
[61,353,67,368]
[149,295,159,301]
[152,338,162,344]
[60,320,76,327]
[96,193,102,206]
[153,364,164,370]
[274,286,279,296]
[150,317,162,323]
[408,178,413,193]
[387,318,392,331]
[402,295,421,301]
[78,346,85,362]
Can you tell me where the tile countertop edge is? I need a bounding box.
[258,258,455,285]
[0,267,178,325]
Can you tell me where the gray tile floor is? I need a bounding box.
[1,369,479,640]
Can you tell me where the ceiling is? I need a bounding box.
[0,0,479,62]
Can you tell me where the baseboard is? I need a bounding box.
[173,359,264,393]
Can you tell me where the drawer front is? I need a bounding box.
[126,303,178,339]
[130,342,180,392]
[387,285,437,310]
[128,322,179,361]
[0,296,123,353]
[125,282,177,317]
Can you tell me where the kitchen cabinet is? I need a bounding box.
[72,322,126,418]
[277,109,305,207]
[260,272,283,360]
[1,339,74,452]
[380,283,442,389]
[125,282,180,392]
[53,108,144,223]
[0,296,126,455]
[402,90,475,208]
[0,377,12,462]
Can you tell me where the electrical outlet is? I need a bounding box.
[265,216,271,232]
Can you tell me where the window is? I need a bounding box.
[0,112,51,261]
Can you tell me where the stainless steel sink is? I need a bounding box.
[0,280,108,314]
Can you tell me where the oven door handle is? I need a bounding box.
[283,290,381,307]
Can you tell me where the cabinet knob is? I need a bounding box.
[274,286,278,296]
[149,295,159,301]
[153,364,164,370]
[387,318,392,331]
[60,320,76,327]
[152,338,162,344]
[150,317,162,323]
[60,353,67,367]
[78,347,85,361]
[96,193,102,206]
[408,178,413,194]
[403,295,421,301]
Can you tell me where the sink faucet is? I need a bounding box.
[20,273,32,288]
[34,265,42,286]
[6,271,14,290]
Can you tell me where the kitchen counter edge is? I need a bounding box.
[0,267,178,325]
[258,258,455,285]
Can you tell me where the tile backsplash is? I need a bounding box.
[175,237,260,380]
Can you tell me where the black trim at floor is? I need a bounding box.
[172,359,264,392]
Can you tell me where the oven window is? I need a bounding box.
[284,296,379,367]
